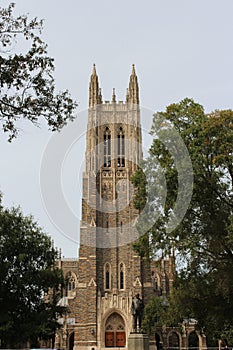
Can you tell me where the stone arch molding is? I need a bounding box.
[105,312,125,332]
[167,330,182,348]
[187,329,202,348]
[101,308,129,348]
[102,307,128,328]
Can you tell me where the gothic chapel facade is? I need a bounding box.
[56,66,175,350]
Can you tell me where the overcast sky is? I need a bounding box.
[1,0,233,257]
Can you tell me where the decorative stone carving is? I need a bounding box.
[88,278,97,287]
[133,277,142,287]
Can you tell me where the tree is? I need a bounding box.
[143,295,178,334]
[0,194,66,348]
[132,99,233,344]
[0,3,77,141]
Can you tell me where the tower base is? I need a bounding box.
[128,333,149,350]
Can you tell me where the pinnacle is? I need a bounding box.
[131,64,136,75]
[112,88,116,102]
[92,63,96,75]
[128,64,139,104]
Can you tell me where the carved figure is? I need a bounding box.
[131,293,144,332]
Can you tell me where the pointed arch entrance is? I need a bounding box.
[68,332,74,350]
[105,312,126,347]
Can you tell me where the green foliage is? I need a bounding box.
[132,166,147,212]
[169,273,233,345]
[0,194,66,348]
[133,98,233,344]
[0,3,77,141]
[131,166,151,258]
[143,295,182,334]
[143,296,165,334]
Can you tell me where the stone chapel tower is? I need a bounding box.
[56,66,175,350]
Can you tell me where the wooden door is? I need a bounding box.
[116,331,126,347]
[105,331,114,347]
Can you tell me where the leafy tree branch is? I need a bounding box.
[0,3,77,141]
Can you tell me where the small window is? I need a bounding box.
[105,263,111,290]
[104,127,111,167]
[117,128,125,167]
[119,263,125,290]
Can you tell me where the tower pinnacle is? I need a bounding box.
[112,88,116,103]
[132,63,136,75]
[89,64,102,107]
[92,63,97,75]
[127,64,139,104]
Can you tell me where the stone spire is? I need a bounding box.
[99,88,102,103]
[126,88,129,103]
[127,64,139,104]
[89,64,102,107]
[112,88,116,103]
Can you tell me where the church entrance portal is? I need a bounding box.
[105,312,126,347]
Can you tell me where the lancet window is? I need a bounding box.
[119,262,125,290]
[66,271,77,294]
[104,263,111,290]
[104,127,111,167]
[117,127,125,167]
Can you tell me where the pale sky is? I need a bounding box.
[1,0,233,257]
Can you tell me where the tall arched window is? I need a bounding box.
[104,263,111,290]
[104,127,111,167]
[119,263,125,290]
[66,272,77,296]
[117,127,125,167]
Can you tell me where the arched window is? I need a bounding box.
[66,272,77,296]
[119,263,125,290]
[104,127,111,167]
[117,127,125,167]
[104,263,111,290]
[152,272,162,296]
